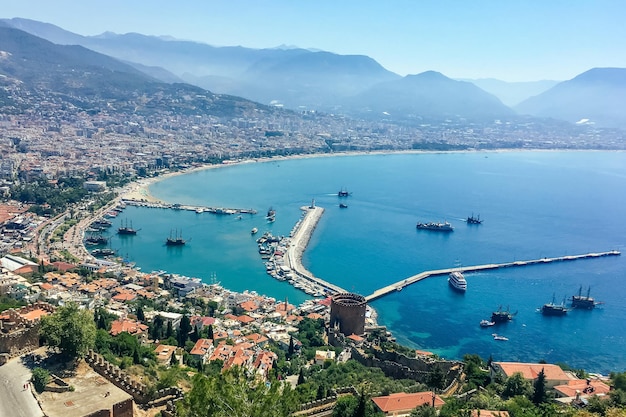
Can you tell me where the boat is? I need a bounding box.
[266,207,276,219]
[541,295,568,316]
[466,213,483,224]
[251,227,258,235]
[492,334,509,341]
[338,187,350,197]
[571,285,598,309]
[85,235,108,245]
[448,271,467,292]
[166,230,186,246]
[416,221,454,232]
[91,218,112,228]
[117,219,137,235]
[480,320,496,327]
[491,306,515,323]
[339,203,348,208]
[92,248,116,257]
[267,216,275,223]
[195,208,204,214]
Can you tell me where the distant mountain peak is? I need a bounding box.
[515,67,626,129]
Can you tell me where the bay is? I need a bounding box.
[104,151,626,373]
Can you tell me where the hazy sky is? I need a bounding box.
[3,0,626,81]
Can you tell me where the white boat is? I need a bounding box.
[492,333,509,341]
[251,227,258,235]
[480,320,496,327]
[448,271,467,292]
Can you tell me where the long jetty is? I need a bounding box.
[122,198,257,215]
[365,250,621,302]
[285,205,348,295]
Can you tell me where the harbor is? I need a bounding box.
[257,204,348,297]
[365,250,621,302]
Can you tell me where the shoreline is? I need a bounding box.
[121,148,617,204]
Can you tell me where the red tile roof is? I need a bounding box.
[110,318,148,336]
[190,338,214,356]
[494,362,570,382]
[553,379,611,397]
[372,392,444,413]
[20,308,50,321]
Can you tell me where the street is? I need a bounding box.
[0,356,44,417]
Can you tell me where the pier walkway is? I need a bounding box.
[285,206,347,295]
[365,250,621,302]
[122,198,257,215]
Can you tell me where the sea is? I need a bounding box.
[101,151,626,374]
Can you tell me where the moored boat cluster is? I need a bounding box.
[256,231,328,297]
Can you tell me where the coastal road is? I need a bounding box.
[0,357,44,417]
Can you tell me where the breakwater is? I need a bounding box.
[122,198,257,215]
[285,206,347,294]
[366,250,621,301]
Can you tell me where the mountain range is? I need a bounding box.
[0,23,270,118]
[1,17,625,129]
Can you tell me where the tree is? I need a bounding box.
[177,367,299,417]
[297,368,306,385]
[136,306,145,322]
[31,367,50,392]
[410,404,437,417]
[502,372,533,399]
[166,320,173,339]
[191,325,200,343]
[288,335,295,358]
[39,303,96,358]
[427,364,446,390]
[178,315,192,347]
[532,368,547,405]
[207,324,214,340]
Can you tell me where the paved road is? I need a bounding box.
[0,357,44,417]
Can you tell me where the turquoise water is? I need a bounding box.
[103,151,626,373]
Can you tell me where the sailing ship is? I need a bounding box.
[337,187,351,197]
[491,306,516,323]
[571,286,600,309]
[166,229,186,246]
[466,213,483,224]
[117,219,137,235]
[541,295,568,316]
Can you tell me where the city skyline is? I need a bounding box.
[3,0,626,82]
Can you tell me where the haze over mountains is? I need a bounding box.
[0,24,269,118]
[1,17,625,129]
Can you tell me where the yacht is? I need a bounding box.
[448,271,467,292]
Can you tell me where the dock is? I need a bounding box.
[365,250,621,302]
[285,206,347,295]
[122,198,257,215]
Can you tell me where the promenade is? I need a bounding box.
[365,250,621,302]
[285,206,347,294]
